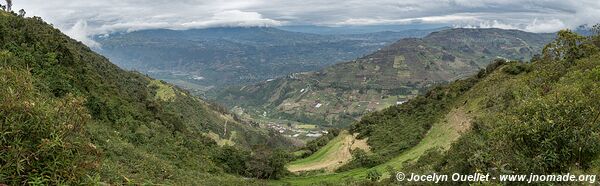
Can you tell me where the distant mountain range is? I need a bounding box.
[213,28,555,127]
[94,27,444,94]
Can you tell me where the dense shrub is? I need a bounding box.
[0,11,291,185]
[502,61,532,75]
[0,61,97,185]
[350,75,480,161]
[398,29,600,180]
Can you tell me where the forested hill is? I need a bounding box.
[214,28,555,127]
[0,11,291,185]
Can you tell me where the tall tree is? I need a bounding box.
[18,9,25,17]
[5,0,11,11]
[542,29,598,64]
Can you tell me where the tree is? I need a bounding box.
[18,9,25,17]
[542,30,598,64]
[214,146,250,176]
[366,169,381,181]
[5,0,11,11]
[591,24,600,47]
[245,146,291,179]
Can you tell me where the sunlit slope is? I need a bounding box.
[276,97,473,185]
[271,63,516,185]
[287,131,369,172]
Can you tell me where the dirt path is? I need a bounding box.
[287,131,369,173]
[279,106,474,184]
[446,107,472,134]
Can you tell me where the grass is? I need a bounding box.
[148,80,176,101]
[275,106,466,185]
[205,131,236,146]
[287,131,349,168]
[273,63,520,185]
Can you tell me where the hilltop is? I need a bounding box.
[214,28,555,127]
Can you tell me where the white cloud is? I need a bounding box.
[11,0,600,46]
[181,10,283,28]
[334,14,478,26]
[525,19,567,33]
[463,20,520,30]
[66,20,101,48]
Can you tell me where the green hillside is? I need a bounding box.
[287,130,369,173]
[276,28,600,185]
[3,6,599,185]
[0,11,292,185]
[214,28,555,127]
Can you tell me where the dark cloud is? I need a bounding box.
[12,0,600,46]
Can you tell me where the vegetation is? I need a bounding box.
[0,11,293,185]
[278,28,600,185]
[96,27,439,93]
[3,6,599,185]
[286,130,370,173]
[215,28,554,128]
[349,71,482,160]
[295,129,341,158]
[422,28,600,178]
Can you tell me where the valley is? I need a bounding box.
[215,28,554,128]
[279,36,600,184]
[95,27,443,95]
[2,2,600,185]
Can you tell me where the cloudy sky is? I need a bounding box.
[12,0,600,46]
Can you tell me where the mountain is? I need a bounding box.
[213,28,555,127]
[94,27,443,94]
[280,29,600,185]
[0,11,292,185]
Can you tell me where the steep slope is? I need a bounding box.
[95,27,441,93]
[286,131,369,173]
[215,28,554,127]
[277,29,600,185]
[0,12,290,185]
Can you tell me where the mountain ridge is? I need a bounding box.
[279,28,600,185]
[94,26,443,94]
[213,28,555,127]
